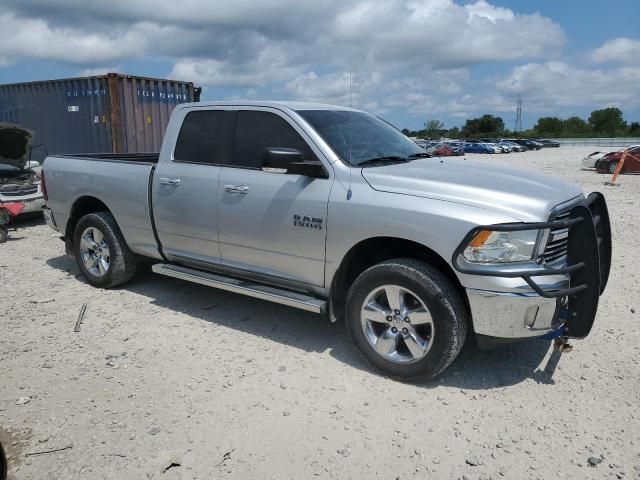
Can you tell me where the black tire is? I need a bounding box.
[609,161,618,174]
[345,258,467,381]
[0,441,6,480]
[73,211,137,288]
[0,226,7,244]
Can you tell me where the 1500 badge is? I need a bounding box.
[293,214,323,230]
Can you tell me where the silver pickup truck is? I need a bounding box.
[42,101,612,380]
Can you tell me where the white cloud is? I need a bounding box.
[170,43,306,88]
[331,0,564,67]
[0,13,145,65]
[591,37,640,64]
[496,62,640,111]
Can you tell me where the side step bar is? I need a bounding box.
[152,263,327,314]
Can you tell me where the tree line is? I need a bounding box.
[402,108,640,139]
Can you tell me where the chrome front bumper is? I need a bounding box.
[467,287,562,339]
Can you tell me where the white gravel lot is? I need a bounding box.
[1,146,639,480]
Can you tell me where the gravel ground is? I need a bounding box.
[1,146,639,480]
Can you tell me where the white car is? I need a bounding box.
[582,151,613,169]
[0,123,45,215]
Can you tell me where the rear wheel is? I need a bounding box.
[346,258,467,380]
[0,226,7,243]
[73,211,137,288]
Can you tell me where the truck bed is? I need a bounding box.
[44,153,161,260]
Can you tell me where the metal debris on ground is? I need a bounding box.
[74,304,87,332]
[24,444,73,457]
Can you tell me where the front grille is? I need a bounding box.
[0,185,38,196]
[543,209,571,263]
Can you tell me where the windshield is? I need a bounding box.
[297,110,424,166]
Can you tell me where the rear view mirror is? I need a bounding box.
[262,148,328,178]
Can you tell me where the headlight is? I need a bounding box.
[462,229,543,263]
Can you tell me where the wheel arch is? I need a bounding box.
[64,196,114,254]
[329,236,469,323]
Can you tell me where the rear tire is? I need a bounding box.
[73,211,137,288]
[345,258,467,381]
[0,226,7,243]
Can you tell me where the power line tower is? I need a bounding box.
[514,95,523,133]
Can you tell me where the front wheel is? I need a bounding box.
[609,161,619,174]
[346,259,468,380]
[73,211,137,288]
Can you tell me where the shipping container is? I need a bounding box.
[0,73,201,156]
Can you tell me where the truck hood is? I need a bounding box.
[361,158,583,222]
[0,123,33,170]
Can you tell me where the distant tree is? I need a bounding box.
[588,108,627,136]
[462,114,504,137]
[401,128,410,135]
[562,116,591,136]
[628,122,640,136]
[447,126,461,139]
[423,120,445,138]
[534,117,563,137]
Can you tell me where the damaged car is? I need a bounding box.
[0,123,45,215]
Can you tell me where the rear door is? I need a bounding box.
[217,108,333,287]
[152,108,233,264]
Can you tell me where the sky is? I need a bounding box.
[0,0,638,130]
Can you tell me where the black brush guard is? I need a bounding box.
[453,192,611,339]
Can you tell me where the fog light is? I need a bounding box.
[524,305,539,328]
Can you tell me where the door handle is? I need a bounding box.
[224,184,249,194]
[159,177,181,186]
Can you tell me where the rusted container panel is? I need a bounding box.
[115,75,196,153]
[0,74,198,155]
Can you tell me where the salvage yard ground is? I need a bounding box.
[1,147,639,479]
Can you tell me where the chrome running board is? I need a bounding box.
[152,263,327,314]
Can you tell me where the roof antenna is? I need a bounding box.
[347,71,353,200]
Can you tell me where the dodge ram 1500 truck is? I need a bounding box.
[42,101,612,380]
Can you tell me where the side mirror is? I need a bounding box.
[262,148,327,178]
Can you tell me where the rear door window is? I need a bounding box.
[174,110,226,164]
[231,110,316,169]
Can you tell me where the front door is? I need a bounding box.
[217,109,333,287]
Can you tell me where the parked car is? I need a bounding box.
[42,101,611,380]
[496,141,513,153]
[463,141,496,153]
[507,139,543,150]
[414,140,436,156]
[595,145,640,174]
[0,123,45,215]
[501,141,527,152]
[533,139,561,148]
[582,151,611,169]
[443,141,465,156]
[432,143,454,156]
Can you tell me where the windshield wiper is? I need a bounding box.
[356,156,411,167]
[407,152,434,158]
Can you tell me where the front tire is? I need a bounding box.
[73,211,137,288]
[609,161,619,174]
[346,259,467,380]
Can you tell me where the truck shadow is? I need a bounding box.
[47,257,560,389]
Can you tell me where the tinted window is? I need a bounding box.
[174,110,225,164]
[232,111,316,169]
[298,110,423,166]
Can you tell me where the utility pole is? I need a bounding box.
[514,95,523,133]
